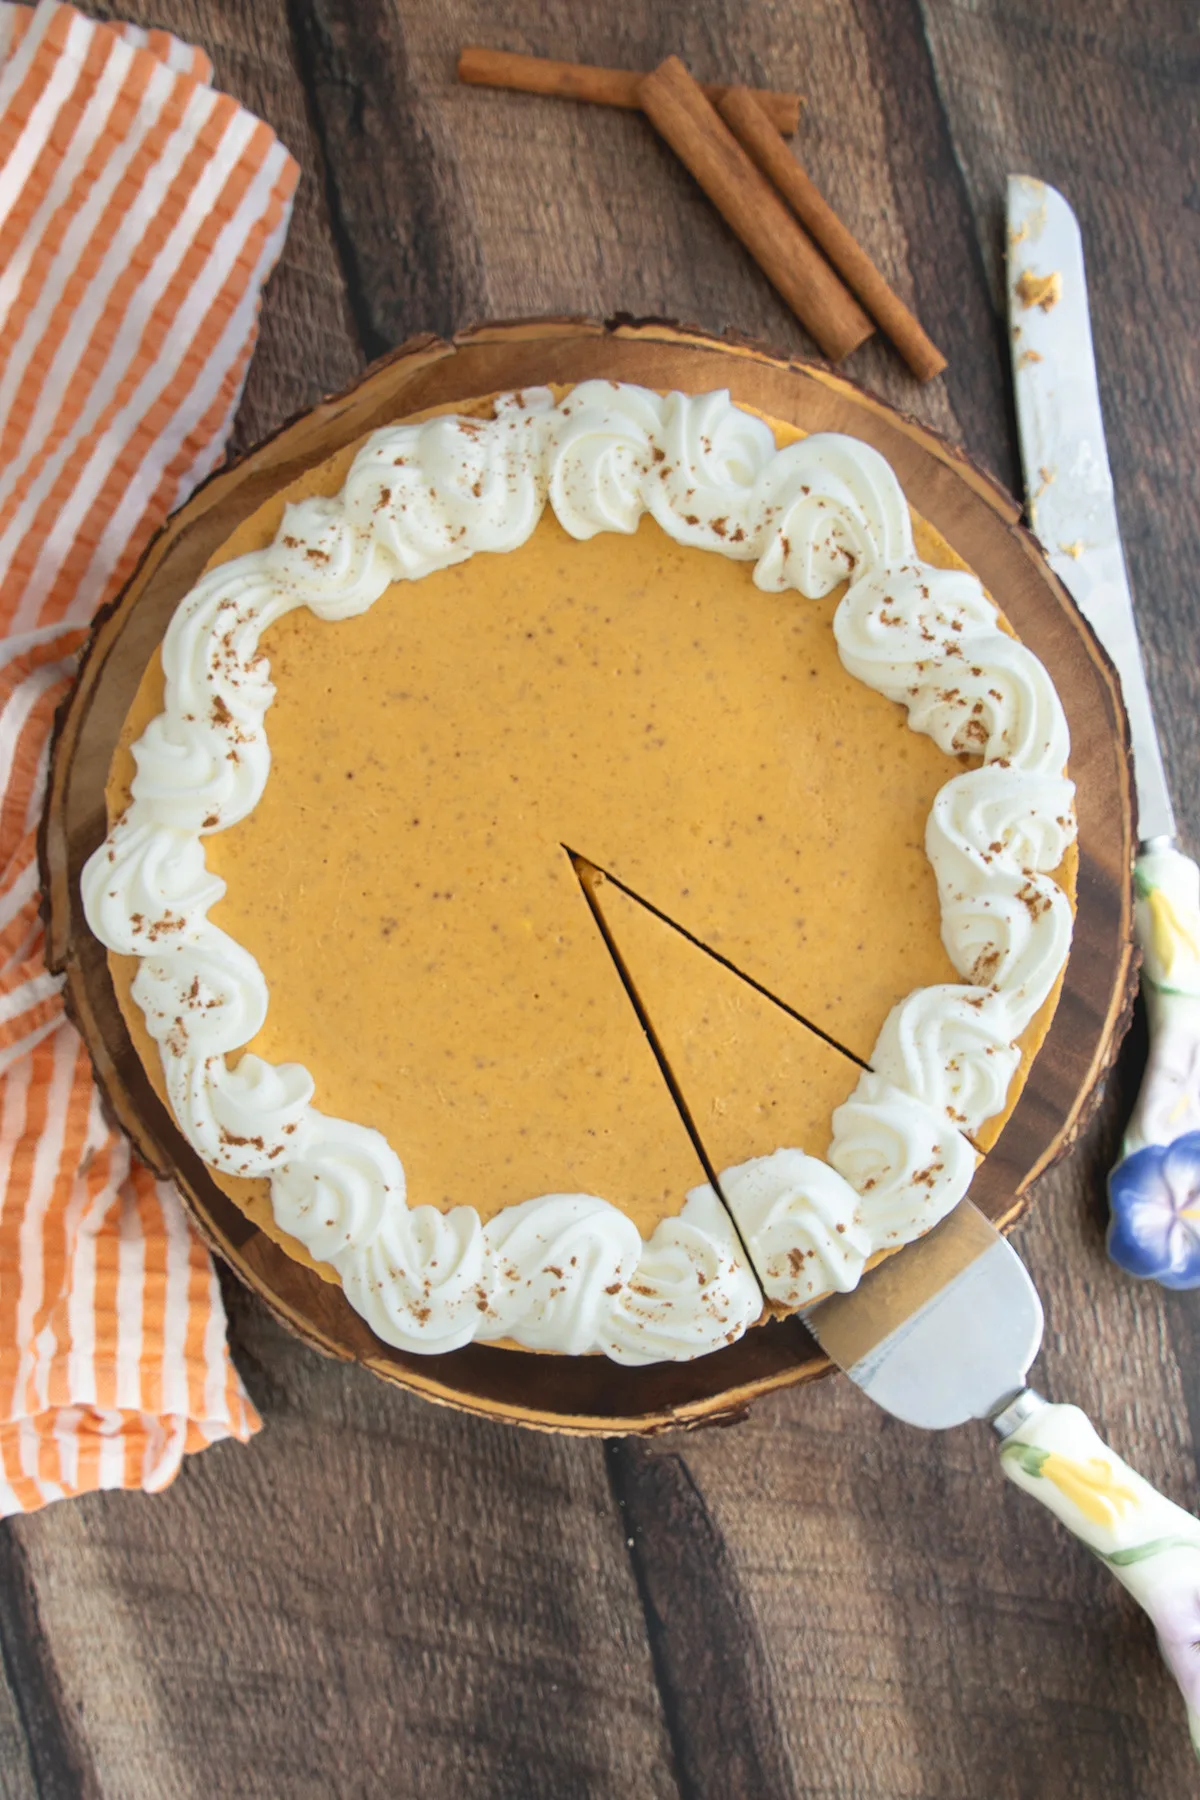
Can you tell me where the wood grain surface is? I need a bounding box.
[7,2,1200,1796]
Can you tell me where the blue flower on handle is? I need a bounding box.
[1108,1132,1200,1290]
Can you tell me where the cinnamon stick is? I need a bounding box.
[637,58,873,365]
[458,46,803,138]
[717,86,947,382]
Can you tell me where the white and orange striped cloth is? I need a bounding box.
[0,0,300,1512]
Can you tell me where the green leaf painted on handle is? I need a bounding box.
[1000,1442,1051,1479]
[1099,1534,1200,1567]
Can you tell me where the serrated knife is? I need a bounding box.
[805,1202,1200,1753]
[1006,175,1200,1290]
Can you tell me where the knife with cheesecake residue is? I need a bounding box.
[1006,174,1200,1291]
[802,178,1200,1754]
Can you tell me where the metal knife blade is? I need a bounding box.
[805,1202,1044,1430]
[1006,173,1174,844]
[805,1202,1200,1749]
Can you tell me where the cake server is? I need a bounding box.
[1006,175,1200,1289]
[804,1200,1200,1753]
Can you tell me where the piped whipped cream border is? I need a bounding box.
[82,383,1076,1363]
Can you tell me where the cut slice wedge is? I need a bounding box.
[573,857,866,1177]
[573,857,980,1314]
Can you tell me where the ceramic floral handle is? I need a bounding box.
[1107,843,1200,1288]
[999,1396,1200,1756]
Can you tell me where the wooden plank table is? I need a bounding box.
[3,3,1198,1794]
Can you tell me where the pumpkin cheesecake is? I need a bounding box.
[82,382,1077,1363]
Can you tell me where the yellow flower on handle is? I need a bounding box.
[1146,887,1200,985]
[1039,1452,1139,1527]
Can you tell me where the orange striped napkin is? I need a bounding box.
[0,0,300,1512]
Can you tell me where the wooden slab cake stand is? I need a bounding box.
[41,319,1137,1436]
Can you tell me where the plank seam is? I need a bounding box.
[604,1442,698,1800]
[0,1524,100,1800]
[282,0,390,361]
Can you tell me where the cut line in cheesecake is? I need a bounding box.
[569,852,965,1310]
[567,846,872,1075]
[568,848,727,1201]
[567,849,1048,1167]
